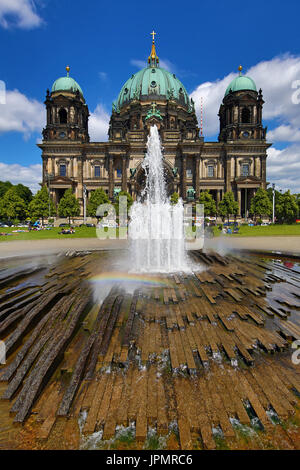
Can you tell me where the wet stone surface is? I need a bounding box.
[0,249,300,450]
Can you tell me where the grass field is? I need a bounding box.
[0,226,101,242]
[212,224,300,237]
[0,223,299,242]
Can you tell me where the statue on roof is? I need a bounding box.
[145,102,163,121]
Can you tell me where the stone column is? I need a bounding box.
[261,156,266,189]
[226,157,231,192]
[122,156,127,192]
[217,160,221,179]
[237,188,242,216]
[252,106,256,124]
[195,155,200,199]
[235,158,238,178]
[42,157,47,184]
[217,189,221,208]
[181,154,187,200]
[77,156,84,216]
[109,155,114,199]
[52,189,57,207]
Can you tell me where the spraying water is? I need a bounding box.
[129,125,188,272]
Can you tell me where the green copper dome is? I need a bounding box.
[114,66,190,111]
[52,66,83,96]
[225,71,257,97]
[113,36,191,112]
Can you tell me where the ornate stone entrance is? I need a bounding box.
[131,160,176,200]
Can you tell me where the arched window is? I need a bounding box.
[59,108,68,124]
[59,164,66,177]
[242,164,250,177]
[241,107,251,123]
[207,165,214,178]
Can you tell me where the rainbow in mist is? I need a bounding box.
[88,272,167,286]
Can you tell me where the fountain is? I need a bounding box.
[129,125,188,273]
[1,127,299,452]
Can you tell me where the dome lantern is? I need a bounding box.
[148,30,159,67]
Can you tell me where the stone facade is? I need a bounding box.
[39,50,271,219]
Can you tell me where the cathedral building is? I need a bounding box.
[39,34,271,218]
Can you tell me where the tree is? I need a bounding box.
[250,188,272,221]
[0,181,13,198]
[0,188,27,221]
[198,190,217,217]
[114,190,133,216]
[14,184,33,204]
[170,192,179,205]
[58,189,80,224]
[28,185,55,225]
[218,191,239,222]
[87,188,110,219]
[295,193,300,219]
[275,190,298,224]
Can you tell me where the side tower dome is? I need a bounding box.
[42,66,89,143]
[225,69,257,96]
[218,65,266,142]
[52,67,84,96]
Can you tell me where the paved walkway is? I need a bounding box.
[0,236,299,259]
[204,236,300,256]
[0,238,128,259]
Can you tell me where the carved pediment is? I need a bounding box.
[236,175,260,183]
[51,175,74,184]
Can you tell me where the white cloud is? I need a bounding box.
[0,162,42,193]
[0,88,109,142]
[159,59,174,72]
[98,71,107,81]
[267,145,300,193]
[130,59,146,69]
[190,74,236,137]
[0,89,44,138]
[267,124,300,142]
[248,55,300,124]
[0,0,43,29]
[89,104,110,141]
[190,54,300,139]
[190,54,300,193]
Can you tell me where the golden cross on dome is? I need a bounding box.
[151,30,156,42]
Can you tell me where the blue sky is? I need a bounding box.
[0,0,300,192]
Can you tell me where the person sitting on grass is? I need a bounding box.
[59,227,75,235]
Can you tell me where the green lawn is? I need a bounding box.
[0,226,119,242]
[0,223,299,242]
[213,224,300,237]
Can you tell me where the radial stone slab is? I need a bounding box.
[0,250,300,450]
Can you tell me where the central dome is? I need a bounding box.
[115,67,190,110]
[113,36,190,112]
